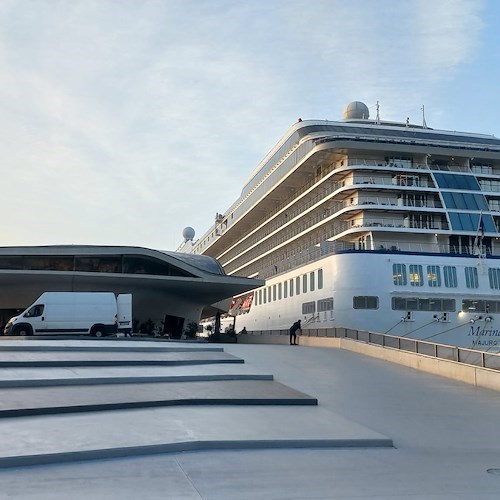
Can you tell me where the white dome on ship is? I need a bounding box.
[343,101,370,120]
[182,226,196,241]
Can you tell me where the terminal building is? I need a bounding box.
[0,245,262,336]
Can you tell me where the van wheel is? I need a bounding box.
[14,325,33,336]
[92,326,105,338]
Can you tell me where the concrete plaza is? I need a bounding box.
[0,339,499,499]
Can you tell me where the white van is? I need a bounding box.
[4,292,132,337]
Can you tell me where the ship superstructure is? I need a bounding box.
[179,102,500,348]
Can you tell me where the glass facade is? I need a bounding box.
[448,212,496,232]
[0,254,197,277]
[441,192,488,211]
[433,173,481,190]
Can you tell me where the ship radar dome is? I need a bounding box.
[182,226,195,241]
[343,101,370,120]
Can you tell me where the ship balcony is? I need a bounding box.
[339,196,443,210]
[342,176,433,189]
[342,157,471,173]
[348,217,449,231]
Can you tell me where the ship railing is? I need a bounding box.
[346,158,472,173]
[242,171,439,247]
[347,158,428,170]
[245,159,439,237]
[342,196,442,209]
[350,218,449,231]
[241,239,500,280]
[350,176,431,188]
[243,327,500,370]
[223,195,447,267]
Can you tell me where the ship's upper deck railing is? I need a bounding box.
[247,241,497,280]
[242,326,500,370]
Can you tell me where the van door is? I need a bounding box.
[116,294,132,334]
[23,304,48,333]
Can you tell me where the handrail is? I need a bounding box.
[244,327,500,370]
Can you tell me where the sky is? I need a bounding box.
[0,0,498,250]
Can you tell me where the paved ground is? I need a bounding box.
[0,339,499,498]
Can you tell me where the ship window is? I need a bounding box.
[392,297,407,310]
[443,266,458,288]
[464,267,479,288]
[433,173,480,190]
[418,299,431,311]
[441,192,488,211]
[318,297,334,312]
[255,291,259,306]
[267,287,272,302]
[310,272,315,291]
[409,265,423,286]
[262,289,266,304]
[488,268,500,289]
[392,297,455,312]
[296,276,301,295]
[318,269,323,289]
[289,279,294,297]
[303,275,307,293]
[393,174,419,187]
[272,285,276,301]
[448,212,496,232]
[442,299,456,311]
[302,301,315,314]
[393,264,407,286]
[278,282,282,300]
[462,299,486,312]
[284,281,288,298]
[427,265,441,287]
[406,298,419,310]
[386,156,412,168]
[353,296,379,309]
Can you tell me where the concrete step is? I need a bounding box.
[0,350,243,367]
[0,379,318,418]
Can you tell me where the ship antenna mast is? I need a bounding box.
[375,101,380,124]
[422,105,428,129]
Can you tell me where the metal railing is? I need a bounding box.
[244,327,500,370]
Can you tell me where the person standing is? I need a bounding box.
[289,320,301,345]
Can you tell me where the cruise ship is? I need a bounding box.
[178,101,500,349]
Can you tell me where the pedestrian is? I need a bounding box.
[289,320,301,345]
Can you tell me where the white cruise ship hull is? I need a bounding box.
[233,250,500,349]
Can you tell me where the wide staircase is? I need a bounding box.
[0,339,392,467]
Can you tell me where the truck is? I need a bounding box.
[4,292,132,337]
